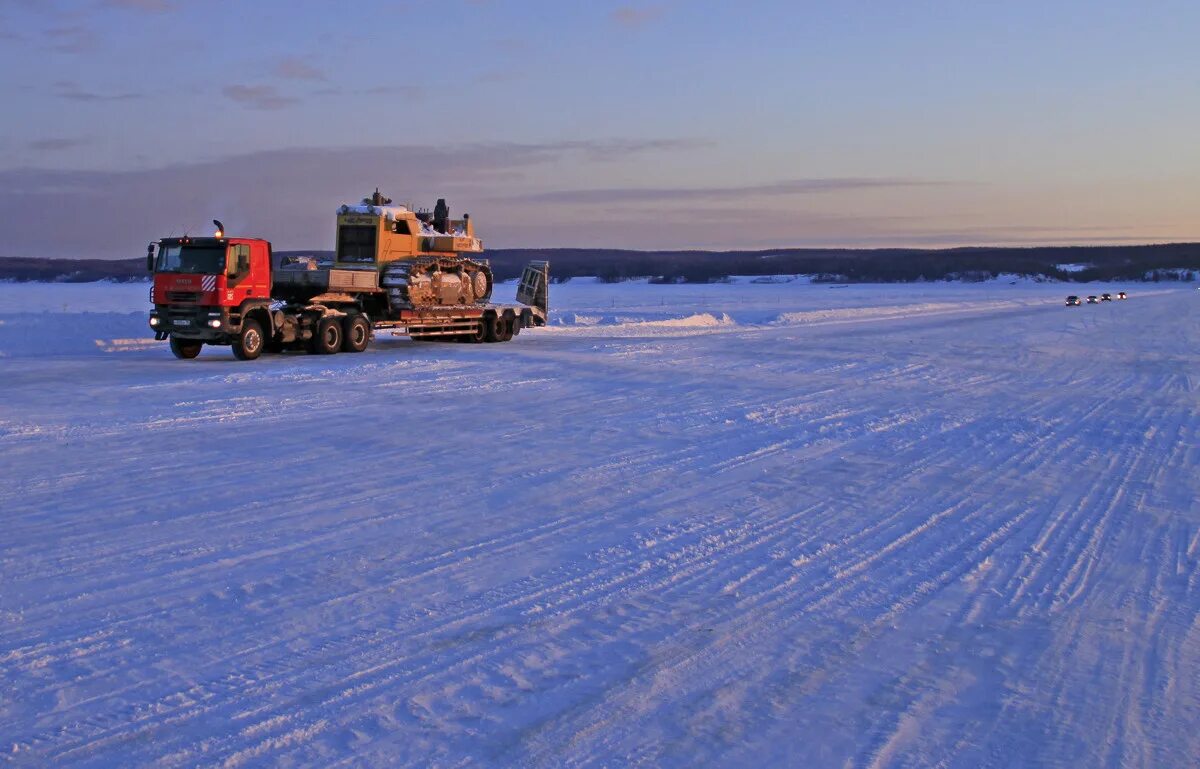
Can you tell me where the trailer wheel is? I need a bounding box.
[499,311,515,342]
[312,317,341,354]
[232,319,264,361]
[461,321,484,343]
[169,336,202,359]
[342,314,370,353]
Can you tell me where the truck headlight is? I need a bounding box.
[208,319,221,328]
[149,316,160,326]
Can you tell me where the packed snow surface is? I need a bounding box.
[1,280,1198,767]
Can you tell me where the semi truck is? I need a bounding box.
[147,192,548,360]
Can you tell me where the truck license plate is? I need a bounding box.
[175,319,191,326]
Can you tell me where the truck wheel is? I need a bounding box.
[342,314,371,353]
[499,312,515,342]
[169,336,202,359]
[512,311,527,337]
[312,317,341,354]
[465,321,486,343]
[232,319,264,361]
[484,313,503,343]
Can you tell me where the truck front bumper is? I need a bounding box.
[150,306,235,340]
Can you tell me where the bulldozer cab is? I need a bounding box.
[334,192,483,268]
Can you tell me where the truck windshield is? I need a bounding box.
[156,245,225,274]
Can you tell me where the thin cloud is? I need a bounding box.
[28,138,89,152]
[514,178,950,204]
[101,0,177,11]
[0,17,21,41]
[611,4,663,27]
[44,25,97,53]
[822,230,1181,248]
[474,69,524,85]
[547,137,711,162]
[274,56,325,82]
[489,37,529,54]
[309,85,424,98]
[222,85,299,110]
[53,80,142,102]
[362,85,424,97]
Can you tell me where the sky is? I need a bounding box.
[1,0,1197,258]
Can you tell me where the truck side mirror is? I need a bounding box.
[146,244,155,272]
[237,252,250,275]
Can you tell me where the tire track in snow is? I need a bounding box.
[32,391,970,764]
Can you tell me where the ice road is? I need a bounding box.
[1,280,1198,767]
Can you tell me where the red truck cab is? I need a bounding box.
[148,236,274,358]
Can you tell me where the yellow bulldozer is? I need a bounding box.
[334,190,493,308]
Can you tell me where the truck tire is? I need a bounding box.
[342,314,370,353]
[232,319,264,361]
[312,317,341,354]
[465,321,486,343]
[169,336,202,359]
[484,312,503,343]
[499,312,515,342]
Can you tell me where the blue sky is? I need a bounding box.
[1,0,1197,257]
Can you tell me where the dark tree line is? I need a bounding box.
[3,243,1198,284]
[483,243,1200,283]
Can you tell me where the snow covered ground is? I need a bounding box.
[1,280,1197,767]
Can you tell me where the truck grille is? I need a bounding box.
[167,291,201,303]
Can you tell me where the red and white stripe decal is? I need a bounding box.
[201,275,216,291]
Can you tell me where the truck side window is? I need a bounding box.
[227,244,250,276]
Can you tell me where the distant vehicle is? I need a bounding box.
[1117,291,1127,299]
[1086,296,1099,304]
[1065,295,1082,306]
[1100,293,1113,301]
